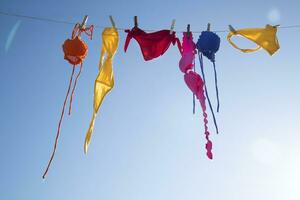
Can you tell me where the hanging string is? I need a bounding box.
[192,59,196,114]
[198,52,219,134]
[213,62,220,112]
[1,11,300,34]
[42,66,76,179]
[68,63,83,115]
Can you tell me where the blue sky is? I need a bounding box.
[1,0,300,199]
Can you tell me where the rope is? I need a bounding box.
[1,11,300,34]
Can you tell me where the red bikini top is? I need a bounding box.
[124,27,182,61]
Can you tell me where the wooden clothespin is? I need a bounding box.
[186,24,191,37]
[109,15,116,28]
[80,15,88,29]
[228,25,237,33]
[134,16,138,28]
[207,23,211,31]
[170,19,176,34]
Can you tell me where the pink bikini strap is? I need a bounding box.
[172,34,183,55]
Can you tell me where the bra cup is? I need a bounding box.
[184,71,203,95]
[182,32,196,53]
[102,28,119,57]
[179,33,196,73]
[179,53,194,73]
[196,31,220,62]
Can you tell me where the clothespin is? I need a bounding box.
[109,15,116,28]
[134,16,138,28]
[80,15,88,30]
[228,25,237,33]
[170,19,176,34]
[187,24,191,37]
[207,23,211,31]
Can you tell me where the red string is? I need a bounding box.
[81,25,94,40]
[68,63,83,115]
[71,23,94,40]
[42,66,76,179]
[71,23,80,39]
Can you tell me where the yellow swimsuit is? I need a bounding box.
[227,24,280,55]
[85,27,119,154]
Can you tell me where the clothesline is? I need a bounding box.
[1,11,300,33]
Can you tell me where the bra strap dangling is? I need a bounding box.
[68,63,83,115]
[213,62,220,112]
[42,66,76,179]
[192,59,196,114]
[174,36,183,55]
[198,52,219,134]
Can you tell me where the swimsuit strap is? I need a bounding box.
[172,34,183,55]
[42,66,76,179]
[81,25,94,40]
[192,58,196,114]
[124,29,133,52]
[72,23,81,38]
[227,31,261,53]
[68,63,83,115]
[72,23,94,40]
[198,52,219,134]
[213,62,220,112]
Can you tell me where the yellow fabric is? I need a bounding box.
[227,24,280,55]
[84,27,119,154]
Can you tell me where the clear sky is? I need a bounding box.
[1,0,300,199]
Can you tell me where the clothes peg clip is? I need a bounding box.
[134,16,138,27]
[228,25,237,33]
[187,24,191,36]
[207,23,211,31]
[80,15,88,29]
[109,15,116,28]
[170,19,176,34]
